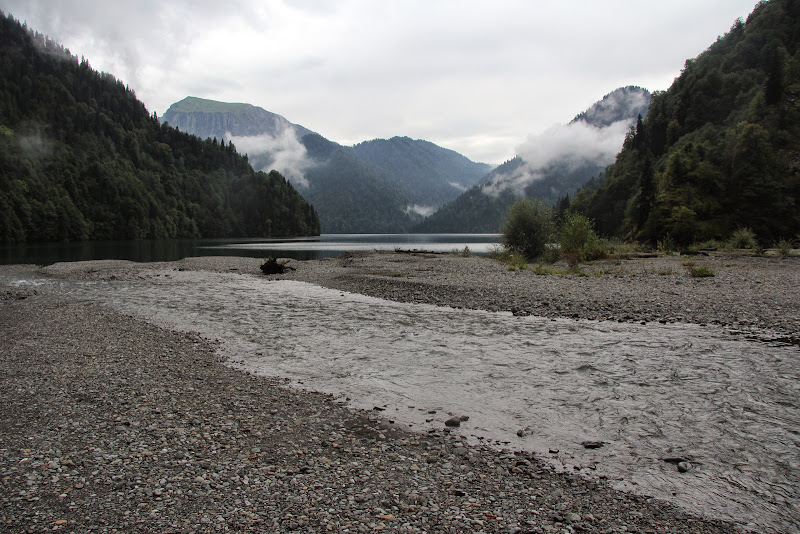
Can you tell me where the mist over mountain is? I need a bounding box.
[415,86,651,233]
[570,0,800,246]
[350,137,492,213]
[0,15,319,243]
[162,98,492,232]
[161,97,316,188]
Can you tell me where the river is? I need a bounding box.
[4,267,799,533]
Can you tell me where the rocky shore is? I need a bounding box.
[3,250,796,533]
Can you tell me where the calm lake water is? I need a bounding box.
[0,233,501,265]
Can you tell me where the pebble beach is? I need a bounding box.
[2,250,798,533]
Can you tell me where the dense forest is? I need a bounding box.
[160,97,493,233]
[349,136,491,208]
[300,134,416,233]
[571,0,800,246]
[0,13,320,243]
[415,87,650,233]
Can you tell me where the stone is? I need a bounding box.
[444,416,462,427]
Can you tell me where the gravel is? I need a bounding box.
[4,250,795,533]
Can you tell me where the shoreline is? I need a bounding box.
[5,251,798,532]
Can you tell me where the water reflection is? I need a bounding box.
[0,233,500,265]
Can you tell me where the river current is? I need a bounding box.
[7,268,800,532]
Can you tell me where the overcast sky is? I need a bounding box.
[3,0,758,164]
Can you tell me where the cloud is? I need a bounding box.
[405,205,437,218]
[2,0,759,163]
[484,119,632,197]
[449,181,468,192]
[225,124,314,189]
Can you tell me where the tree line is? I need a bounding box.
[0,12,319,243]
[570,0,800,247]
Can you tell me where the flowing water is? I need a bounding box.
[5,268,799,533]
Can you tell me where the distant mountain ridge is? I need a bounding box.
[350,136,492,211]
[415,86,651,233]
[162,96,315,140]
[162,98,492,232]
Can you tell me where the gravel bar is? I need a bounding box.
[4,250,796,533]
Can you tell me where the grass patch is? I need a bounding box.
[453,245,472,257]
[776,239,794,258]
[689,266,715,278]
[491,249,529,271]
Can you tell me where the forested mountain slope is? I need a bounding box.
[349,136,492,211]
[571,0,800,245]
[0,13,319,242]
[162,97,493,233]
[415,86,650,233]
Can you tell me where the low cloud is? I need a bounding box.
[405,204,436,218]
[449,181,468,192]
[225,124,314,189]
[484,119,632,197]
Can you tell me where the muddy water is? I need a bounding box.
[7,268,800,532]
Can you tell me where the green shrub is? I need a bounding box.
[728,227,757,249]
[690,266,715,278]
[559,212,600,261]
[501,199,555,260]
[540,244,562,264]
[455,245,471,257]
[492,249,528,270]
[657,234,677,255]
[776,239,793,257]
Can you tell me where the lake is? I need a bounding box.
[0,233,501,265]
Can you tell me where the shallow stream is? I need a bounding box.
[6,268,799,533]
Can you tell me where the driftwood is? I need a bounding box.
[260,257,295,275]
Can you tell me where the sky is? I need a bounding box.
[3,0,759,165]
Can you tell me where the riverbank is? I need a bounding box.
[3,250,797,532]
[0,287,738,533]
[56,249,797,341]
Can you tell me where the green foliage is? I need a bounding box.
[500,199,556,260]
[350,136,491,208]
[775,239,793,257]
[728,227,758,249]
[489,248,529,270]
[689,266,715,278]
[559,212,601,261]
[0,14,319,243]
[657,235,677,255]
[539,245,562,264]
[571,0,800,246]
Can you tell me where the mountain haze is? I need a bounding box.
[0,14,319,242]
[163,98,492,232]
[571,0,800,246]
[415,86,651,233]
[350,136,492,214]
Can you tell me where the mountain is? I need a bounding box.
[161,96,315,154]
[300,134,416,233]
[571,0,800,246]
[349,136,492,213]
[414,86,651,233]
[162,98,492,232]
[0,13,319,242]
